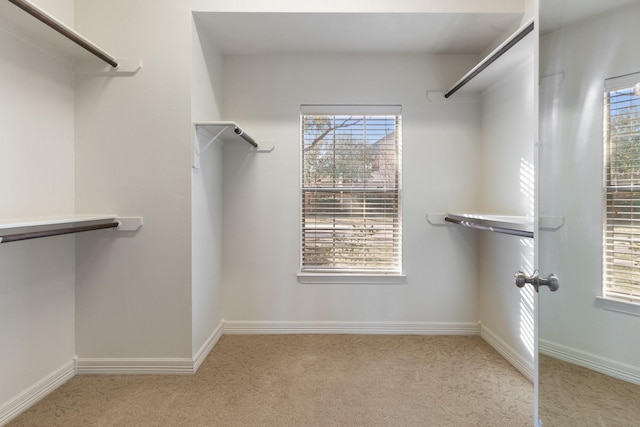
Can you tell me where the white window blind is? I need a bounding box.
[300,105,402,274]
[603,74,640,304]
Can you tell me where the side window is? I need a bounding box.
[300,105,402,275]
[603,73,640,304]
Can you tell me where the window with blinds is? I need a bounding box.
[300,105,402,274]
[604,73,640,304]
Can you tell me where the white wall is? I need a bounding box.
[190,138,223,355]
[69,0,525,361]
[477,59,535,373]
[220,53,482,327]
[74,0,194,359]
[190,21,225,356]
[539,1,640,369]
[0,0,76,415]
[35,0,73,24]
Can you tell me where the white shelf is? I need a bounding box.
[193,121,272,168]
[444,18,534,97]
[0,215,143,242]
[0,214,115,230]
[194,121,257,145]
[427,212,533,238]
[446,213,534,238]
[427,212,564,238]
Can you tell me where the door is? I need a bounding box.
[537,0,640,425]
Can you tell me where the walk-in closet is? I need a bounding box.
[2,1,639,426]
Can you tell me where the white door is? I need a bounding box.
[537,0,640,425]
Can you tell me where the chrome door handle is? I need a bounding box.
[515,270,559,292]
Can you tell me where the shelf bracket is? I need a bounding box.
[253,146,275,153]
[193,126,226,169]
[193,122,275,168]
[199,127,226,157]
[115,217,143,232]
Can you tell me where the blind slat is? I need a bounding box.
[301,109,402,274]
[604,81,640,302]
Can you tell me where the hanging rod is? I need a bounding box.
[234,126,258,148]
[0,222,119,244]
[7,0,119,68]
[444,215,533,238]
[444,20,534,99]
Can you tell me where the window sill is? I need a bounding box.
[595,296,640,317]
[297,273,407,285]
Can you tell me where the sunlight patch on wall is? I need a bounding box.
[519,237,535,356]
[520,156,535,356]
[520,157,534,217]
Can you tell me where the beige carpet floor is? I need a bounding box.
[7,335,533,426]
[539,354,640,427]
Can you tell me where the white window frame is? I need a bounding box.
[298,104,404,284]
[600,72,640,315]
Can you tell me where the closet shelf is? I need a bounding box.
[0,0,139,72]
[0,215,143,244]
[444,213,534,238]
[195,122,258,147]
[444,18,534,98]
[193,121,273,168]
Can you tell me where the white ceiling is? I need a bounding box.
[540,0,640,33]
[194,12,524,55]
[194,1,639,56]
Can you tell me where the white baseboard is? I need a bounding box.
[77,322,225,375]
[1,324,225,424]
[222,320,481,335]
[73,321,481,374]
[0,360,75,426]
[76,357,194,375]
[540,339,640,386]
[193,322,224,373]
[480,324,534,382]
